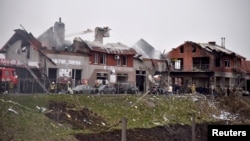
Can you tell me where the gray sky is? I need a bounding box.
[1,0,249,59]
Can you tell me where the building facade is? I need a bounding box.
[166,40,248,94]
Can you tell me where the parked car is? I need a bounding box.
[148,85,167,95]
[97,85,116,94]
[242,90,250,96]
[72,85,96,94]
[114,83,139,94]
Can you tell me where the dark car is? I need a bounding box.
[97,85,116,94]
[72,85,96,94]
[148,85,167,95]
[114,83,139,94]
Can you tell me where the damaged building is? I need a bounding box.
[133,39,169,92]
[0,29,55,93]
[0,18,168,93]
[2,18,249,95]
[166,39,250,94]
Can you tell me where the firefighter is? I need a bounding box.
[9,81,14,94]
[49,81,56,93]
[67,81,73,94]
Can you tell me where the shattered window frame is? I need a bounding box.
[174,59,181,70]
[180,46,184,53]
[224,60,230,68]
[116,58,121,66]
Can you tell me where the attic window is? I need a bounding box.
[192,46,196,53]
[180,46,184,53]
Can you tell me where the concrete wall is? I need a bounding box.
[45,53,89,79]
[6,40,40,67]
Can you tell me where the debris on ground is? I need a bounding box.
[43,95,250,141]
[44,101,108,131]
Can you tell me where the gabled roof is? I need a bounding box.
[133,39,163,60]
[85,40,137,55]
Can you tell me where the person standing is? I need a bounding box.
[191,83,196,95]
[167,85,173,95]
[49,81,56,93]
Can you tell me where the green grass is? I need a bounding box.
[0,94,218,141]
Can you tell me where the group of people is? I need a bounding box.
[49,81,72,94]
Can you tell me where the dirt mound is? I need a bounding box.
[45,101,108,131]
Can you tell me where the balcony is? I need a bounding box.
[193,64,209,71]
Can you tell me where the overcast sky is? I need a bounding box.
[0,0,249,59]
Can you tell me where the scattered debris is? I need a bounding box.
[44,101,108,131]
[36,106,47,113]
[8,107,18,114]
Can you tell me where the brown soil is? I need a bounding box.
[45,95,250,141]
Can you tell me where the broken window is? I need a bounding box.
[192,46,196,53]
[215,57,221,67]
[116,58,121,66]
[224,60,230,67]
[193,57,209,70]
[171,58,183,70]
[99,54,106,65]
[94,53,98,64]
[122,56,127,66]
[26,46,30,59]
[180,46,184,53]
[233,59,239,68]
[175,60,181,69]
[21,40,30,59]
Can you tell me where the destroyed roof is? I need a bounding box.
[0,29,56,65]
[1,29,41,52]
[133,39,163,59]
[196,42,245,59]
[85,40,137,55]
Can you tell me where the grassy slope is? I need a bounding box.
[0,94,217,141]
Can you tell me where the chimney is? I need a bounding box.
[53,17,65,48]
[221,37,225,48]
[94,27,111,44]
[208,41,216,45]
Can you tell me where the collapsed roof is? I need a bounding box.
[187,41,245,59]
[0,29,56,65]
[85,40,137,55]
[133,39,163,60]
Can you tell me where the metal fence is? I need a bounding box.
[1,78,49,94]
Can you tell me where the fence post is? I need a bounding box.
[191,113,195,141]
[121,117,127,141]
